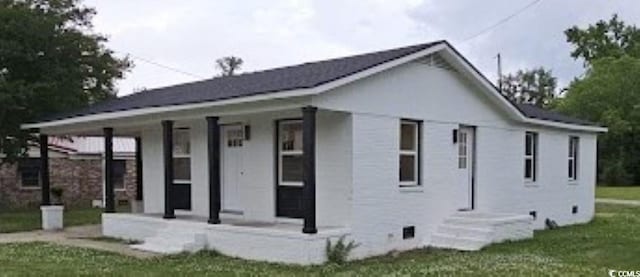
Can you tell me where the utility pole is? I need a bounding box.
[496,53,503,92]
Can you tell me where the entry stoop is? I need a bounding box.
[430,212,533,251]
[131,224,207,254]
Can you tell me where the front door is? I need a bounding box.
[457,126,475,210]
[221,124,244,213]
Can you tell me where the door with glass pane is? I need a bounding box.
[457,126,475,211]
[276,119,304,218]
[221,124,244,213]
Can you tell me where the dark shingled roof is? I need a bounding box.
[41,40,445,122]
[515,103,600,127]
[37,40,599,129]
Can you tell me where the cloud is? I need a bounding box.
[409,0,640,87]
[83,0,640,95]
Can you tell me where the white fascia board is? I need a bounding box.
[22,44,447,131]
[439,46,606,133]
[22,88,316,129]
[439,47,527,122]
[523,118,608,133]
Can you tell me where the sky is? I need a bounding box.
[82,0,640,96]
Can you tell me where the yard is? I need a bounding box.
[596,185,640,200]
[0,203,637,276]
[0,207,104,233]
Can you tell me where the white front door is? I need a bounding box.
[457,126,474,210]
[221,124,244,213]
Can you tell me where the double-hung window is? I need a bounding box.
[568,136,579,181]
[113,160,127,190]
[173,128,191,184]
[18,158,40,188]
[278,120,303,186]
[400,120,421,186]
[524,132,538,182]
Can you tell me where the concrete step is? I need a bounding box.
[430,211,534,251]
[437,224,494,241]
[130,228,207,254]
[430,233,488,251]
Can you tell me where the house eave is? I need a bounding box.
[21,42,604,133]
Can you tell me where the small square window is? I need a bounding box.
[402,226,415,239]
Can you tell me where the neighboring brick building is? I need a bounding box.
[0,137,136,209]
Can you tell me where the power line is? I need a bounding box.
[113,50,206,79]
[460,0,542,43]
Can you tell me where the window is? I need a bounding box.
[400,120,420,186]
[458,130,468,169]
[524,132,538,181]
[173,128,191,184]
[18,158,40,188]
[278,120,303,186]
[113,160,126,190]
[568,136,579,181]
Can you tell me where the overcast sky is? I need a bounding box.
[83,0,640,96]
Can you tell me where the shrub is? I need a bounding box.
[325,236,358,264]
[50,187,64,205]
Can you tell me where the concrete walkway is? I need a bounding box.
[0,225,157,259]
[596,198,640,206]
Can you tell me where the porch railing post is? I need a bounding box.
[162,120,175,219]
[302,106,317,234]
[207,116,221,224]
[39,134,50,206]
[104,127,115,213]
[135,137,143,202]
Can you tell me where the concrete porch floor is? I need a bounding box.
[102,213,351,264]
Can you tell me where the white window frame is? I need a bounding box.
[278,120,303,187]
[173,128,191,184]
[524,132,538,182]
[568,136,579,181]
[399,120,420,187]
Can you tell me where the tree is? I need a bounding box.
[565,14,640,65]
[499,67,557,107]
[215,56,243,76]
[555,56,640,185]
[0,0,131,162]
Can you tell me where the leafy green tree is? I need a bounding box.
[565,14,640,65]
[0,0,131,162]
[555,56,640,185]
[500,67,557,107]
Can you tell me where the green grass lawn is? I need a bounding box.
[0,203,638,276]
[0,207,103,233]
[596,185,640,200]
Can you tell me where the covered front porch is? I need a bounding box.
[33,98,353,263]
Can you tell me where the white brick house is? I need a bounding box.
[23,41,605,264]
